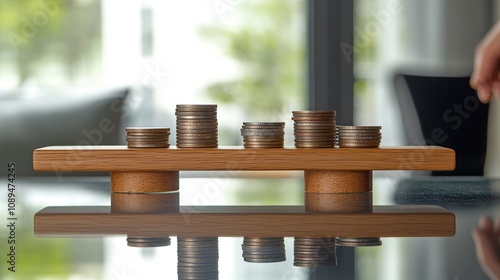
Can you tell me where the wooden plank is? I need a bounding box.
[34,205,455,237]
[33,146,455,172]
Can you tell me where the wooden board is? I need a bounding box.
[34,205,455,237]
[33,146,455,172]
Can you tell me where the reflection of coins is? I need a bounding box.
[241,122,285,148]
[294,237,337,267]
[292,111,336,148]
[176,104,218,148]
[177,237,219,280]
[336,126,382,148]
[126,127,170,148]
[127,236,171,247]
[242,237,286,263]
[336,237,382,247]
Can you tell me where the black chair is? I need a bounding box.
[394,74,489,176]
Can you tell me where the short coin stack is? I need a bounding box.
[292,111,336,148]
[240,122,285,148]
[177,237,219,280]
[241,237,286,263]
[125,127,170,148]
[294,237,337,267]
[176,105,218,148]
[336,126,382,148]
[336,237,382,247]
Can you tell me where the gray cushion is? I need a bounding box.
[0,88,129,177]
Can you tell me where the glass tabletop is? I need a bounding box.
[0,174,497,279]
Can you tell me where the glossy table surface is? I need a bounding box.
[2,175,498,279]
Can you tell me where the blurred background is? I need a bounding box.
[1,0,500,279]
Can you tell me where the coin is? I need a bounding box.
[336,125,381,130]
[126,127,170,133]
[175,111,217,116]
[176,104,217,111]
[243,122,285,126]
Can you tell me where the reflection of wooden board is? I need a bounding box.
[33,146,455,171]
[34,205,455,237]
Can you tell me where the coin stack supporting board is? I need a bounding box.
[240,122,285,148]
[292,111,336,148]
[176,104,218,148]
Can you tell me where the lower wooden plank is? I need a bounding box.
[34,205,455,238]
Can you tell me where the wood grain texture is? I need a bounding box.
[33,145,455,172]
[34,205,455,237]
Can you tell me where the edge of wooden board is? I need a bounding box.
[34,205,456,237]
[33,145,456,172]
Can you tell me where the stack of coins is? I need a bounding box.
[336,237,382,247]
[126,127,170,148]
[176,105,218,148]
[293,237,336,267]
[241,237,286,263]
[336,126,382,148]
[240,122,285,148]
[177,237,218,280]
[292,111,336,148]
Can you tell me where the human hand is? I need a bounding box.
[471,21,500,103]
[472,216,500,280]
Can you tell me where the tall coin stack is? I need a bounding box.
[336,126,382,148]
[292,111,336,148]
[294,237,337,267]
[176,105,218,148]
[241,237,286,263]
[240,122,285,148]
[126,127,170,148]
[177,237,219,280]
